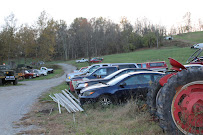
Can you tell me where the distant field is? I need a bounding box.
[174,31,203,43]
[68,46,196,69]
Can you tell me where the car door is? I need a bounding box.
[133,74,152,99]
[115,75,139,101]
[116,74,153,100]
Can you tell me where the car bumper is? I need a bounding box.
[65,78,71,83]
[79,96,97,105]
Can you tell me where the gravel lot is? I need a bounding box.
[0,64,76,135]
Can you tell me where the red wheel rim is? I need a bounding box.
[171,81,203,134]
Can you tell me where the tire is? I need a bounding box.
[156,69,203,135]
[0,79,2,85]
[98,95,114,107]
[28,76,33,79]
[13,79,18,85]
[147,76,163,115]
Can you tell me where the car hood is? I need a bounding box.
[68,71,86,77]
[81,83,109,93]
[79,78,106,84]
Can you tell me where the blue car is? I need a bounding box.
[79,71,164,106]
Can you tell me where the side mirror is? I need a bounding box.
[120,82,126,88]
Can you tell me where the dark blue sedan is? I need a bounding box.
[75,68,151,93]
[79,71,164,106]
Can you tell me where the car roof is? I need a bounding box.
[127,71,165,75]
[184,64,203,67]
[95,66,118,69]
[137,61,166,64]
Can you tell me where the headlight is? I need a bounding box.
[84,83,88,87]
[77,83,88,89]
[83,91,95,96]
[77,83,85,88]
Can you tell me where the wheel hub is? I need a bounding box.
[172,81,203,134]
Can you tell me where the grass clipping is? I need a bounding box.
[17,100,164,135]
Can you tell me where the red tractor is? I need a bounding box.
[147,48,203,134]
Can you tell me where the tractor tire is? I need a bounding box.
[156,69,203,135]
[147,76,163,115]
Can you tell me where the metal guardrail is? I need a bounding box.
[49,89,84,113]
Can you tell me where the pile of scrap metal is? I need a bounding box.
[49,89,84,113]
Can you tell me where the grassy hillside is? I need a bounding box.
[68,46,196,69]
[174,31,203,43]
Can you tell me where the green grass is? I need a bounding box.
[39,82,69,101]
[67,46,196,69]
[174,31,203,43]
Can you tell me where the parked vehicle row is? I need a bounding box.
[65,63,139,84]
[65,60,168,106]
[23,66,53,79]
[75,68,152,94]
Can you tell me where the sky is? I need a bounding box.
[0,0,203,31]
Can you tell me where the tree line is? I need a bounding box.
[0,11,167,64]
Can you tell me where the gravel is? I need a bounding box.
[0,63,76,135]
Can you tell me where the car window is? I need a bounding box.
[154,74,161,81]
[94,68,107,76]
[107,67,116,75]
[142,64,147,68]
[89,65,100,73]
[123,75,138,85]
[118,64,136,69]
[134,74,152,85]
[137,64,142,68]
[149,63,165,67]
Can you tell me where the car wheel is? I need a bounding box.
[98,95,113,107]
[0,79,2,85]
[29,76,33,79]
[13,79,18,85]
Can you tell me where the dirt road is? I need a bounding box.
[0,64,76,135]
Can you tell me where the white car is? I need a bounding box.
[191,43,203,49]
[184,64,203,69]
[75,58,88,63]
[40,67,54,74]
[66,64,112,84]
[34,69,47,76]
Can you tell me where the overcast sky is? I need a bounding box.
[1,0,203,30]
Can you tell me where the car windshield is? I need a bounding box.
[106,73,129,86]
[104,70,124,79]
